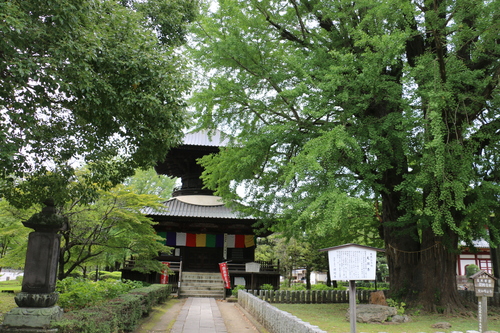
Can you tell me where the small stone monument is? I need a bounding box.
[0,199,67,333]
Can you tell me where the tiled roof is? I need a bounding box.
[460,239,490,248]
[183,130,229,147]
[143,197,254,220]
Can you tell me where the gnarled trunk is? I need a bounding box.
[381,175,465,311]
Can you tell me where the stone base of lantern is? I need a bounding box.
[0,306,63,332]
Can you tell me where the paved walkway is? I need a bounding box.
[170,297,228,333]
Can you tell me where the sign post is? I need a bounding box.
[320,243,384,333]
[471,271,497,333]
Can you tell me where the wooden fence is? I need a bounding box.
[246,289,500,306]
[246,289,375,304]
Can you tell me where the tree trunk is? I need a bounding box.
[381,173,422,301]
[381,174,466,311]
[488,227,500,292]
[415,227,464,313]
[305,267,311,290]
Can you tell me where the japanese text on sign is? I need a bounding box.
[328,249,376,280]
[475,277,494,297]
[219,262,231,289]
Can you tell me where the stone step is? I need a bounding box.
[178,272,225,298]
[181,276,223,283]
[179,290,225,298]
[181,285,224,291]
[182,277,223,283]
[181,274,222,280]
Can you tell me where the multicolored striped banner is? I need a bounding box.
[157,232,255,248]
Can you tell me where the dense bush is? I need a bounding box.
[88,271,122,281]
[232,285,246,297]
[466,264,480,278]
[355,281,389,290]
[310,284,334,291]
[56,277,145,311]
[51,284,171,333]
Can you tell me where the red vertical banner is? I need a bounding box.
[160,262,170,284]
[219,262,231,289]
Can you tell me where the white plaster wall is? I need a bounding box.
[0,270,23,282]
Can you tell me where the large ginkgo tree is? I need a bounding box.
[189,0,500,311]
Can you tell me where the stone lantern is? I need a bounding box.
[0,199,67,332]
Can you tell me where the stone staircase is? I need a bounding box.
[178,272,225,298]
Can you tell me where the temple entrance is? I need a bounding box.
[182,247,223,272]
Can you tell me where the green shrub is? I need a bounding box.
[310,284,334,291]
[466,264,480,278]
[289,283,307,291]
[56,277,145,311]
[260,284,274,291]
[232,285,246,297]
[51,284,171,333]
[279,281,290,289]
[386,298,406,315]
[88,271,122,281]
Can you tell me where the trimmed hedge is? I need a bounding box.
[51,284,172,333]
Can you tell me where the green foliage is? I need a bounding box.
[51,284,171,333]
[0,0,193,208]
[189,0,500,309]
[257,234,330,289]
[260,284,274,291]
[123,168,177,200]
[58,180,171,279]
[88,271,122,281]
[285,284,307,291]
[232,285,246,297]
[355,281,389,290]
[0,200,33,268]
[466,264,480,278]
[387,299,406,315]
[310,284,334,291]
[56,277,145,311]
[0,170,171,278]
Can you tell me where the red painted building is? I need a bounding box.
[457,239,492,276]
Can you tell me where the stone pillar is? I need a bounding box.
[0,200,67,333]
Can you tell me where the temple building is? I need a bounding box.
[122,130,280,296]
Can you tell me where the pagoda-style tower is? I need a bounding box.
[122,130,279,293]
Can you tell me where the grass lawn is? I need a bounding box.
[0,280,21,321]
[272,303,500,333]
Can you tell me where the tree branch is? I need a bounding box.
[255,4,308,47]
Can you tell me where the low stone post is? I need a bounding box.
[0,200,67,333]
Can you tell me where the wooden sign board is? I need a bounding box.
[471,271,496,297]
[320,243,384,281]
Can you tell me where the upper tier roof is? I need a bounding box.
[143,196,254,220]
[182,130,229,147]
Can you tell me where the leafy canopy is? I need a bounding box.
[190,0,500,248]
[0,170,170,278]
[58,183,169,280]
[0,0,195,208]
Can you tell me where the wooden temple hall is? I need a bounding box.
[122,130,280,297]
